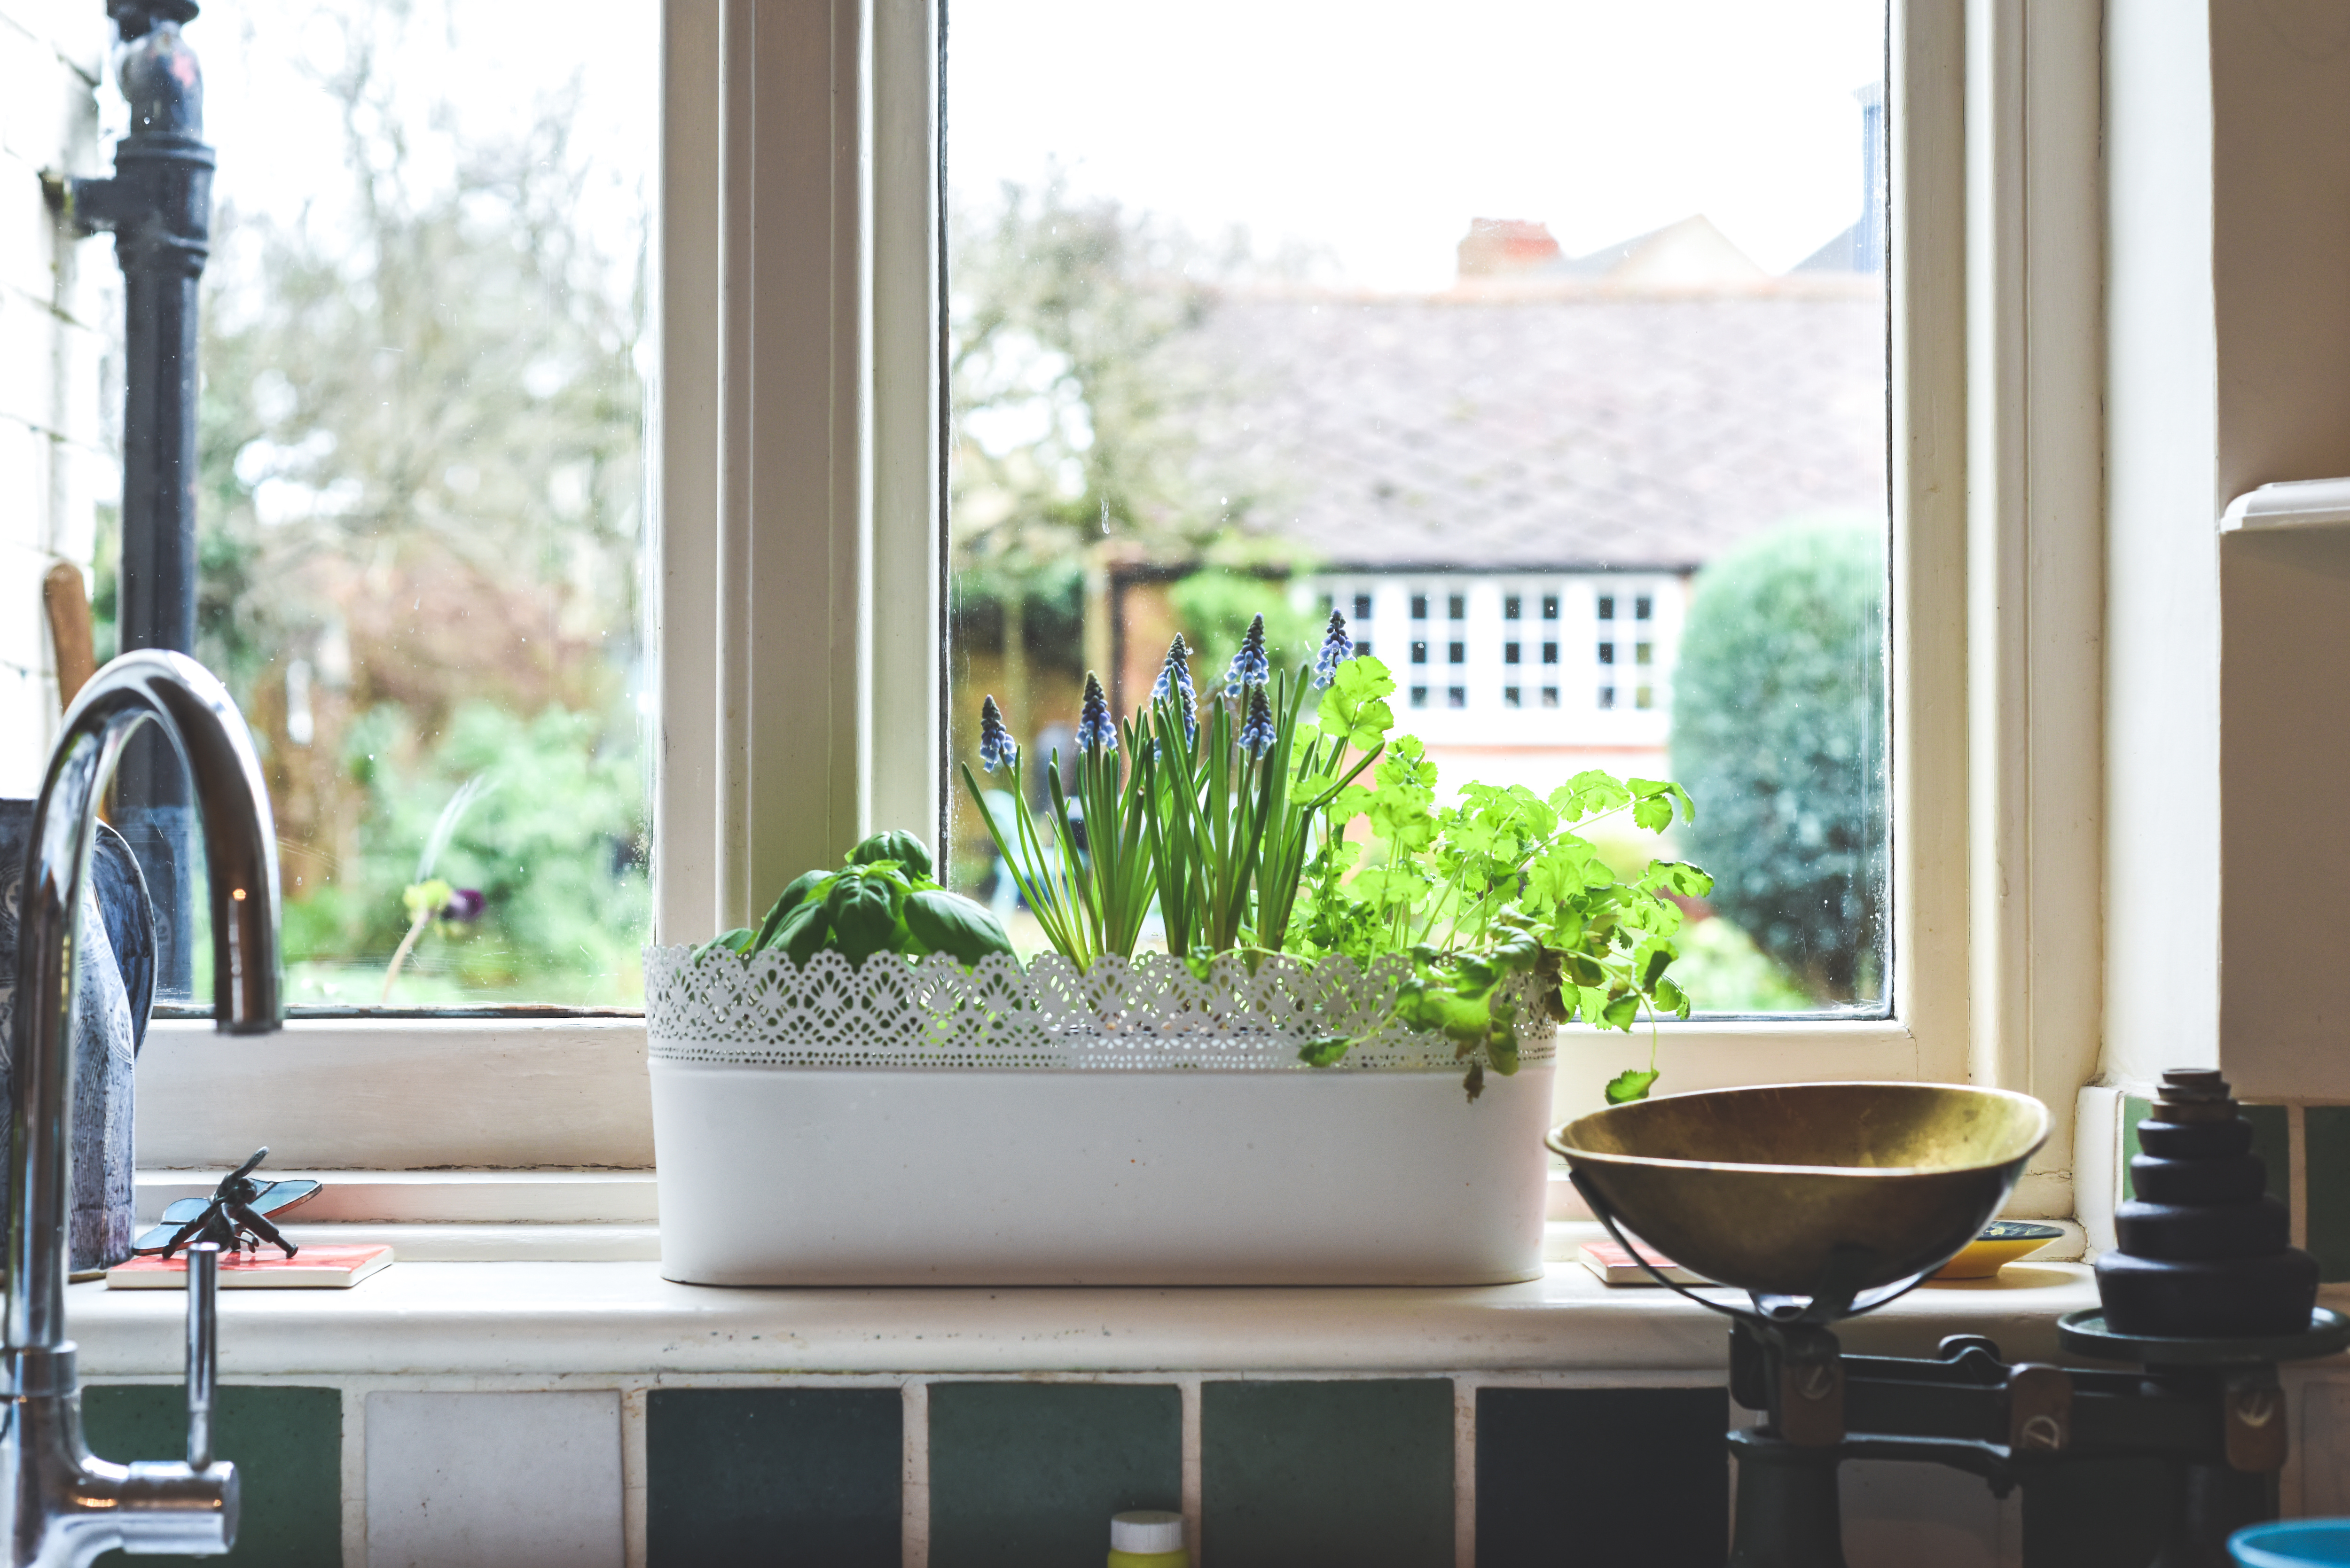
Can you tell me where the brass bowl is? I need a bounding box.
[1549,1082,2052,1298]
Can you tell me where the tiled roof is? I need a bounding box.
[1182,286,1888,571]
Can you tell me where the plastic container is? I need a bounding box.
[2233,1521,2350,1567]
[1108,1510,1186,1567]
[644,947,1559,1286]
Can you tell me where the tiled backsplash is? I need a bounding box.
[76,1372,2217,1568]
[83,1377,1733,1567]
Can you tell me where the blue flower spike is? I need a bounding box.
[1076,672,1118,754]
[1312,609,1355,689]
[978,694,1018,773]
[1239,685,1277,757]
[1152,635,1198,742]
[1224,614,1269,700]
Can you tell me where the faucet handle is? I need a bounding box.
[184,1243,217,1469]
[106,1243,238,1554]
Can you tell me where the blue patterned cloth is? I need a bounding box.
[0,801,155,1272]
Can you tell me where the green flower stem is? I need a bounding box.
[960,753,1089,965]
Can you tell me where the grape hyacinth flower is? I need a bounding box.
[1238,685,1277,757]
[1312,609,1355,689]
[1224,614,1269,699]
[1075,672,1118,753]
[1152,634,1198,742]
[978,694,1017,772]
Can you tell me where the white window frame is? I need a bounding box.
[140,0,2108,1225]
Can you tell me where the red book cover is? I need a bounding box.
[1577,1238,1711,1287]
[106,1244,393,1290]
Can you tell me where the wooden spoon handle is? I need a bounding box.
[41,561,97,712]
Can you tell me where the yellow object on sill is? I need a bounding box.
[1108,1509,1186,1567]
[1930,1221,2066,1280]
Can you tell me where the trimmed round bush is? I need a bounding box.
[1670,515,1886,1002]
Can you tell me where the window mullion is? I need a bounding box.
[1961,0,2106,1216]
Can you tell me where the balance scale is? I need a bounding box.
[1549,1080,2350,1568]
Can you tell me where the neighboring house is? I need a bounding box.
[1114,215,1886,795]
[0,1,113,796]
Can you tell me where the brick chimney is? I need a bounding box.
[1456,218,1564,278]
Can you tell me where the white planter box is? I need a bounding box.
[644,948,1558,1286]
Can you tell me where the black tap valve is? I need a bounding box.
[44,0,214,996]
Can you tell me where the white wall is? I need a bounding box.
[2100,1,2350,1098]
[2102,0,2220,1092]
[2207,2,2350,1100]
[0,0,112,796]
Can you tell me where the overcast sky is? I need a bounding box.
[948,0,1886,291]
[160,1,1877,298]
[169,0,657,272]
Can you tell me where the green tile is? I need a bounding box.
[1476,1387,1725,1567]
[1201,1380,1451,1568]
[2304,1106,2350,1281]
[85,1383,341,1568]
[2121,1097,2287,1206]
[2122,1096,2147,1196]
[647,1387,900,1568]
[929,1382,1179,1568]
[2248,1104,2290,1202]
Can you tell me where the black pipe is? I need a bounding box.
[54,1,213,996]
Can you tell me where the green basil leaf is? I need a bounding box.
[779,900,830,963]
[850,829,935,881]
[828,875,901,964]
[753,869,831,949]
[903,889,1016,966]
[694,928,755,964]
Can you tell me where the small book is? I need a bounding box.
[1577,1238,1711,1286]
[106,1244,393,1290]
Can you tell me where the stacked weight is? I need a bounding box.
[2097,1068,2317,1336]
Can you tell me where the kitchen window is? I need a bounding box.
[127,0,2107,1187]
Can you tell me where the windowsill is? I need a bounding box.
[66,1225,2111,1381]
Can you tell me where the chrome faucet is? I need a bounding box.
[6,651,279,1563]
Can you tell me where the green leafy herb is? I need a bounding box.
[903,888,1017,965]
[727,830,1015,971]
[850,829,935,881]
[1605,1069,1661,1105]
[1285,661,1710,1101]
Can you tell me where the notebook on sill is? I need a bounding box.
[105,1244,393,1290]
[1576,1238,1712,1287]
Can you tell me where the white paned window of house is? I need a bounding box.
[81,0,2008,1177]
[142,1,657,1011]
[946,0,1893,1018]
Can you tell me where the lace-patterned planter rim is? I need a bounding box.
[643,946,1560,1072]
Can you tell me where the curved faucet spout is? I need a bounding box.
[12,650,280,1352]
[0,650,273,1564]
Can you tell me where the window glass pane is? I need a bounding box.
[946,0,1889,1017]
[131,1,656,1007]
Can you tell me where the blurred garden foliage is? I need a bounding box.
[1669,513,1888,1005]
[115,0,653,1004]
[946,180,1332,888]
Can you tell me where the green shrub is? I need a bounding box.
[1669,515,1886,1003]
